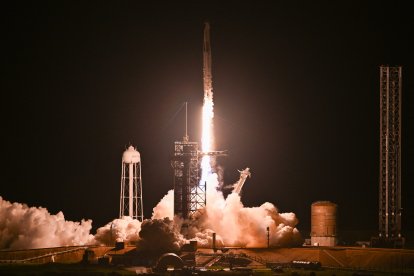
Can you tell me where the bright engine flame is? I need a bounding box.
[201,96,214,152]
[201,95,214,183]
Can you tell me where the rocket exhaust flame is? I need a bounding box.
[200,22,214,187]
[201,98,214,153]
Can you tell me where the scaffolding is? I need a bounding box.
[172,140,204,219]
[375,65,404,247]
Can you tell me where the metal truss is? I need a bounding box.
[378,66,402,240]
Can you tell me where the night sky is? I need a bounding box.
[2,1,413,239]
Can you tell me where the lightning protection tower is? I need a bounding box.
[374,65,404,248]
[120,146,144,221]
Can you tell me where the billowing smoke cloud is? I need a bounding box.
[95,217,186,256]
[152,189,174,220]
[138,218,186,254]
[94,216,142,245]
[0,197,94,250]
[153,173,302,248]
[197,173,302,247]
[0,196,181,252]
[0,197,144,250]
[1,171,301,250]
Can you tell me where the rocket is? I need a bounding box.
[203,22,213,100]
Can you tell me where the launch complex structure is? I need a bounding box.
[372,66,404,248]
[172,23,406,248]
[171,22,227,220]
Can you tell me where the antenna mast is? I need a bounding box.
[184,102,189,142]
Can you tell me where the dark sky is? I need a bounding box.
[2,1,413,237]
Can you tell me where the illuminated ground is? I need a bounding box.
[0,263,136,275]
[1,246,413,275]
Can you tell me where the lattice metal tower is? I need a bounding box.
[378,65,403,246]
[172,140,204,219]
[120,146,144,221]
[172,103,205,219]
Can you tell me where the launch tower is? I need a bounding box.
[172,22,227,220]
[120,146,144,221]
[374,65,404,247]
[172,103,204,219]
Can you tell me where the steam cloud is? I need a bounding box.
[202,173,302,247]
[152,189,174,220]
[155,172,302,247]
[1,172,301,250]
[0,197,94,250]
[94,216,141,245]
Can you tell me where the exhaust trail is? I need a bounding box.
[200,22,215,188]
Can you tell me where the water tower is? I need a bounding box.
[120,146,143,221]
[311,201,337,247]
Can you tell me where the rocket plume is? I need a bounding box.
[201,97,214,153]
[200,98,214,184]
[200,21,214,186]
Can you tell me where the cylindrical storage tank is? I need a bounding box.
[311,201,337,246]
[122,146,140,163]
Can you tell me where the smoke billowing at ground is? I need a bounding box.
[95,174,302,249]
[154,173,302,248]
[152,189,174,220]
[94,216,141,245]
[138,218,185,253]
[0,197,94,250]
[0,173,301,250]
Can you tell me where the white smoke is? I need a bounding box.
[0,172,301,250]
[0,194,177,251]
[0,196,94,250]
[94,216,142,245]
[93,190,177,247]
[0,197,145,249]
[149,173,302,248]
[197,173,302,247]
[151,189,174,220]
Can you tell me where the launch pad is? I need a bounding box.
[1,245,414,275]
[171,138,228,220]
[172,22,228,220]
[171,140,202,219]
